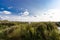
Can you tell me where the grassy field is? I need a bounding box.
[0,20,60,40]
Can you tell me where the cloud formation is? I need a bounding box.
[43,9,60,21]
[21,9,29,16]
[0,11,11,14]
[0,9,60,22]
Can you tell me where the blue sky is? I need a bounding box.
[0,0,60,22]
[0,0,52,15]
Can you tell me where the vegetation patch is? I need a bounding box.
[0,21,60,40]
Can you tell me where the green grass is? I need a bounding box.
[0,21,60,40]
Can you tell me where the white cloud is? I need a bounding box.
[0,9,60,22]
[0,16,10,20]
[0,11,11,14]
[20,9,29,16]
[42,9,60,21]
[3,11,11,14]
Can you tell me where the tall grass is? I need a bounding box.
[0,21,60,40]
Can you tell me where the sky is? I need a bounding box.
[0,0,60,22]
